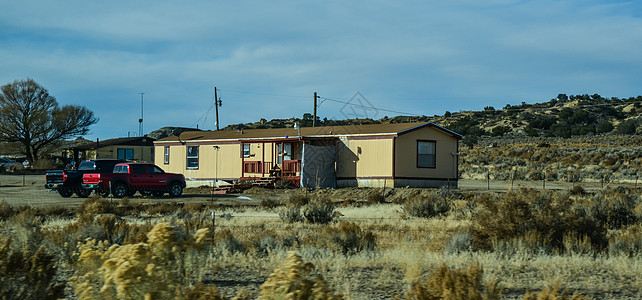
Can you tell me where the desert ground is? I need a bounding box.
[1,173,641,299]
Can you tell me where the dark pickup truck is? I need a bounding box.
[82,162,186,198]
[45,159,125,198]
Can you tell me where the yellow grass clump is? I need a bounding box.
[259,251,342,300]
[70,223,221,300]
[400,262,501,300]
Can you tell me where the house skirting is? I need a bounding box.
[336,177,458,188]
[185,177,458,189]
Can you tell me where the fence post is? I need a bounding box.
[210,210,216,246]
[487,170,490,190]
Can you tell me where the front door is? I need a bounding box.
[276,143,292,164]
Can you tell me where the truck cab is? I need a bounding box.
[83,162,186,198]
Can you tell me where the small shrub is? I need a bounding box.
[279,206,304,223]
[323,222,376,255]
[367,191,386,205]
[444,232,471,255]
[471,189,607,252]
[289,193,310,206]
[260,198,281,210]
[0,201,15,219]
[215,229,245,254]
[569,185,585,196]
[303,198,336,224]
[274,179,294,189]
[402,193,449,219]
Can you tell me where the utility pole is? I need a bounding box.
[214,87,221,130]
[313,91,318,127]
[139,93,144,136]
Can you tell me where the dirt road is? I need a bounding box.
[1,174,637,208]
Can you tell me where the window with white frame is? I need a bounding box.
[186,146,199,169]
[417,140,436,168]
[243,144,250,157]
[164,146,170,164]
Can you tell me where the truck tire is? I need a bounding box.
[76,188,91,198]
[58,188,73,198]
[168,182,183,197]
[112,182,129,198]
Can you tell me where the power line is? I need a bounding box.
[318,96,417,116]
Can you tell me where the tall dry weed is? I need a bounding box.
[71,223,219,299]
[0,238,64,299]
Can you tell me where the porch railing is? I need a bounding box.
[282,159,301,175]
[243,161,263,174]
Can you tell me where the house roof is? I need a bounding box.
[69,137,156,150]
[157,122,462,143]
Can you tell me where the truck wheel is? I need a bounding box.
[58,188,73,198]
[76,188,91,198]
[112,183,128,198]
[168,182,183,197]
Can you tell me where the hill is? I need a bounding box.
[222,93,642,147]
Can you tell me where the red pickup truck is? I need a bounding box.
[82,162,186,198]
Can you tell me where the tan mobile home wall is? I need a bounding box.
[394,127,458,181]
[336,136,394,187]
[155,142,243,182]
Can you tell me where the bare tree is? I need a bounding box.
[0,79,98,163]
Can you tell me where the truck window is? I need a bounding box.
[132,164,147,174]
[77,161,96,171]
[150,166,164,174]
[114,165,129,173]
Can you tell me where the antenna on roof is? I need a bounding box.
[139,93,144,136]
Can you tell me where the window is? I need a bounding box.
[243,144,250,157]
[186,146,199,169]
[164,146,170,164]
[114,165,129,173]
[117,148,134,160]
[131,164,146,174]
[150,165,164,174]
[417,140,436,168]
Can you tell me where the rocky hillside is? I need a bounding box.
[223,93,642,148]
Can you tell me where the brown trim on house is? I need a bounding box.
[185,140,240,146]
[156,140,241,146]
[345,134,396,140]
[398,122,463,139]
[392,136,396,179]
[239,137,301,143]
[337,176,394,180]
[337,176,458,181]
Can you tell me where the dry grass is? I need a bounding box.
[0,188,641,298]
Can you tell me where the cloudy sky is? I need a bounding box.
[1,0,641,140]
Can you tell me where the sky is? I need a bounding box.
[1,0,641,140]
